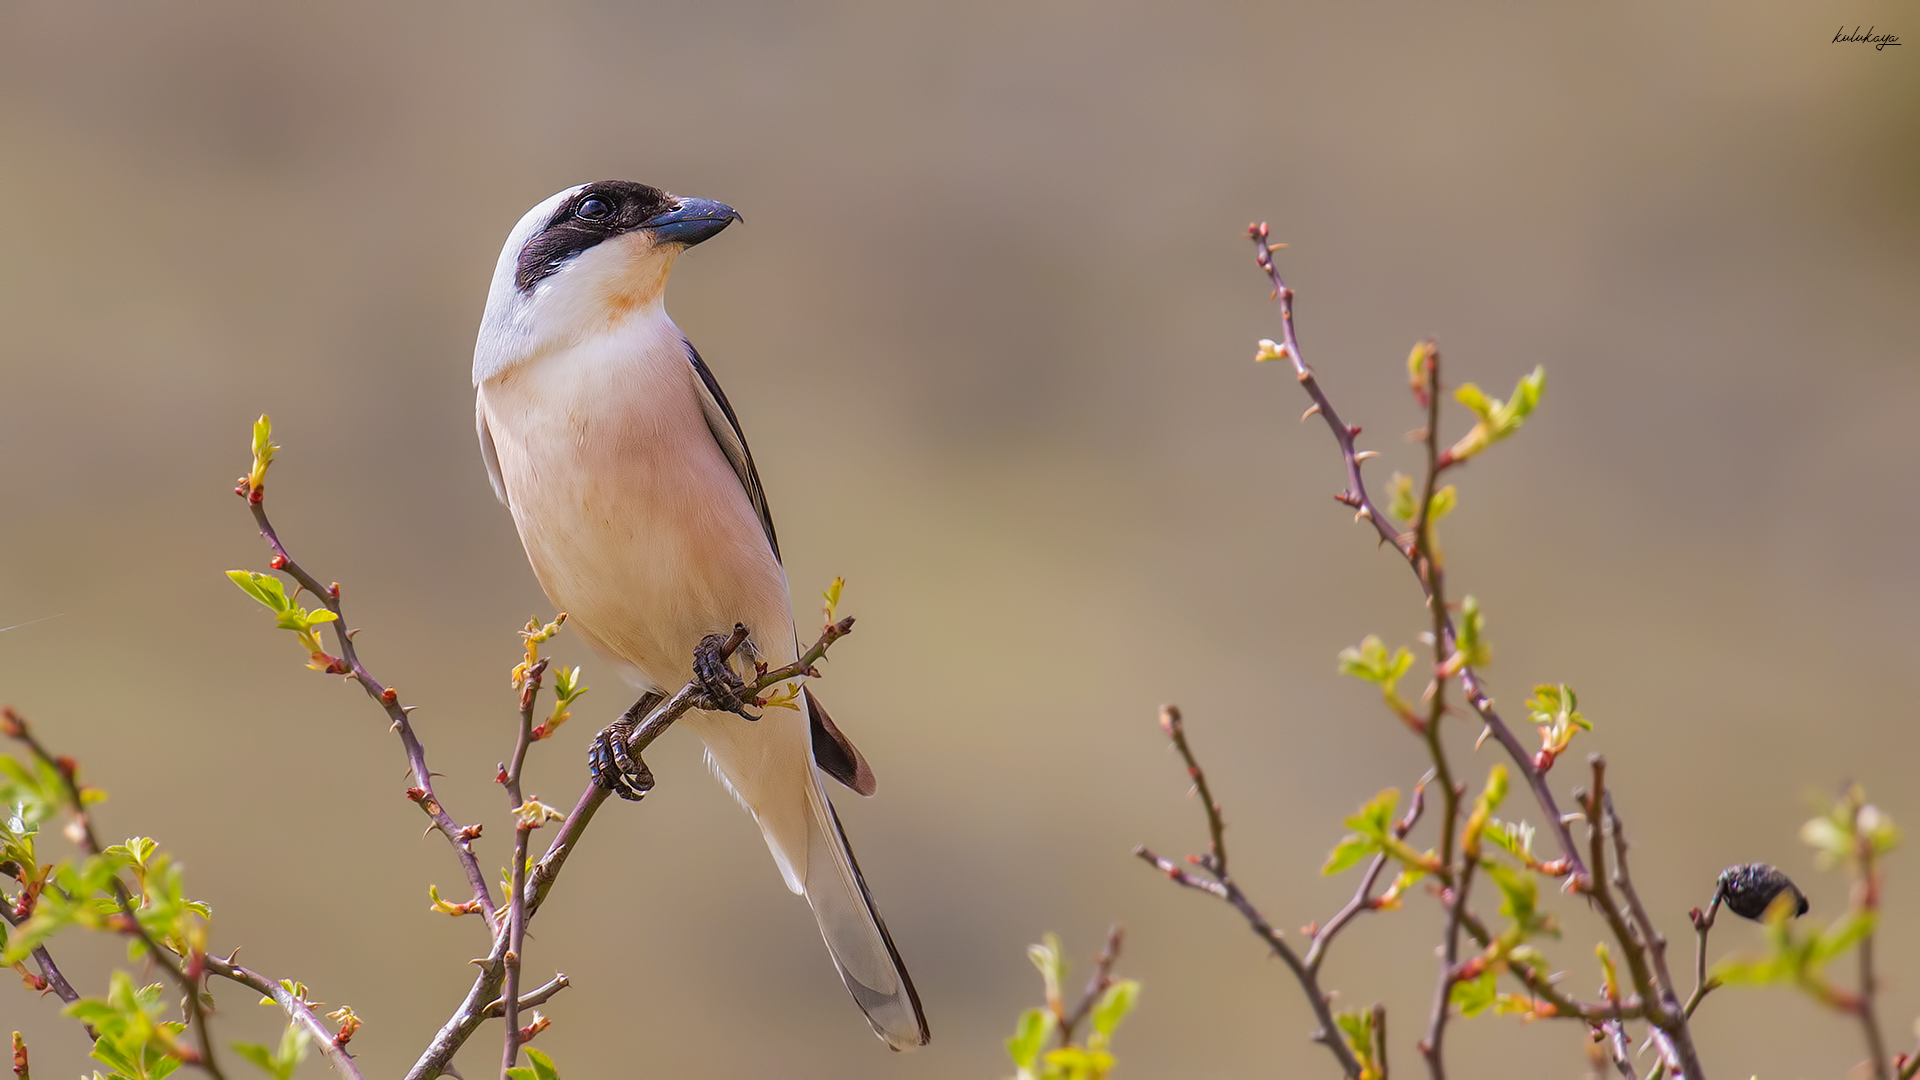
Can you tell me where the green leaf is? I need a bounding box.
[1387,473,1458,525]
[1454,383,1493,420]
[1090,979,1139,1038]
[1451,969,1498,1016]
[1485,862,1551,938]
[1332,1009,1382,1080]
[1810,909,1876,965]
[521,1047,561,1080]
[1482,818,1535,862]
[1337,637,1413,687]
[1321,833,1376,876]
[1028,933,1065,1012]
[1448,367,1545,461]
[1447,596,1491,672]
[226,571,292,613]
[1006,1007,1049,1070]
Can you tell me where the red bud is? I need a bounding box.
[270,554,287,570]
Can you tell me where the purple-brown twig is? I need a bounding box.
[404,618,854,1080]
[4,708,226,1078]
[241,487,497,926]
[1248,224,1586,886]
[1134,705,1365,1078]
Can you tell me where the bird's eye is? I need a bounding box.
[577,196,612,222]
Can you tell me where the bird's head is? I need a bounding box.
[474,181,739,382]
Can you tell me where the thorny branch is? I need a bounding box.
[405,618,855,1080]
[5,708,227,1079]
[240,483,497,926]
[201,955,367,1080]
[0,711,83,1010]
[1134,705,1365,1079]
[1057,924,1124,1048]
[1302,775,1430,975]
[1575,759,1702,1078]
[1850,798,1891,1080]
[1247,223,1586,885]
[499,653,547,1076]
[1138,227,1720,1078]
[231,447,858,1078]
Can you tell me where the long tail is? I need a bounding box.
[689,696,929,1050]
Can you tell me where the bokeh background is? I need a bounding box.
[3,1,1917,1076]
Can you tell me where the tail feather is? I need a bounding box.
[689,697,929,1050]
[802,770,929,1050]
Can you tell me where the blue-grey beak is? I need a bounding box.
[641,198,740,247]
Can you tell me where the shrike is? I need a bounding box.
[472,181,928,1050]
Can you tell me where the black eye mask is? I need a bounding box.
[514,181,674,293]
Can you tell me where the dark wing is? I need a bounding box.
[686,339,780,562]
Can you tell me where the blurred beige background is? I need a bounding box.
[2,1,1917,1076]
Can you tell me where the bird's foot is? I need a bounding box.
[694,631,758,720]
[589,693,661,801]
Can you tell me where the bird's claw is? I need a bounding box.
[694,632,758,720]
[589,715,654,801]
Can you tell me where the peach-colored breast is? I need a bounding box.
[479,317,798,690]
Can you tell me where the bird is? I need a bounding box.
[471,180,929,1051]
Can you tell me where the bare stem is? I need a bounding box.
[4,709,224,1078]
[1853,801,1890,1080]
[1247,224,1586,884]
[243,497,496,923]
[0,904,82,1007]
[1684,897,1720,1020]
[1419,854,1475,1080]
[1057,925,1123,1047]
[405,619,854,1080]
[480,974,571,1020]
[1304,775,1429,974]
[500,657,547,1075]
[1137,707,1363,1079]
[203,955,365,1080]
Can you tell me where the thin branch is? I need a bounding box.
[1599,1021,1638,1079]
[1304,775,1429,974]
[1057,925,1123,1047]
[1136,706,1364,1079]
[1684,896,1721,1019]
[242,494,496,924]
[1159,706,1229,874]
[1852,801,1891,1080]
[1247,224,1586,884]
[1419,854,1475,1080]
[500,657,548,1074]
[1458,909,1647,1022]
[5,709,225,1078]
[1603,792,1677,1002]
[0,887,81,1007]
[406,619,854,1080]
[1372,1003,1390,1080]
[1601,788,1703,1077]
[203,955,365,1080]
[1575,760,1703,1078]
[480,974,571,1020]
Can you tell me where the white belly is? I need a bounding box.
[477,323,797,688]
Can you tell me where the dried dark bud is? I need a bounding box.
[1715,862,1809,921]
